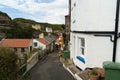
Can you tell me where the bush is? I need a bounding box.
[0,47,18,80]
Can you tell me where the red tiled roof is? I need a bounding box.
[1,39,31,48]
[37,38,49,46]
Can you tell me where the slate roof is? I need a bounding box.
[44,36,56,43]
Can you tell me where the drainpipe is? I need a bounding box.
[113,0,120,62]
[69,0,71,41]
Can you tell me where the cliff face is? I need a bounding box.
[0,11,12,26]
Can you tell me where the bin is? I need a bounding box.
[103,61,120,80]
[63,50,70,60]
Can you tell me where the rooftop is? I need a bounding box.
[37,38,49,46]
[1,39,31,48]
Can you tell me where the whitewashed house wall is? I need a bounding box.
[70,33,114,70]
[70,0,120,70]
[32,39,46,50]
[71,0,116,31]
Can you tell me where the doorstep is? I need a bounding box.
[60,57,89,80]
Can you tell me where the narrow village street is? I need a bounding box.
[30,51,75,80]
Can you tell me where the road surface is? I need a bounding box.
[30,51,75,80]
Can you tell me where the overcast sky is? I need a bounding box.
[0,0,69,24]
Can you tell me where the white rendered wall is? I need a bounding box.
[32,39,46,50]
[70,33,86,70]
[70,33,113,69]
[85,35,113,68]
[116,38,120,62]
[71,0,117,31]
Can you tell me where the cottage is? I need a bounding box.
[46,27,52,33]
[32,38,49,50]
[32,24,41,30]
[70,0,120,70]
[0,39,33,59]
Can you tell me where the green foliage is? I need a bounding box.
[22,72,30,80]
[38,50,47,60]
[0,15,64,38]
[13,18,39,25]
[0,47,18,80]
[27,49,38,59]
[1,22,35,38]
[90,70,98,76]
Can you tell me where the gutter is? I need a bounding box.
[113,0,120,62]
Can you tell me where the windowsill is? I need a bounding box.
[76,56,85,64]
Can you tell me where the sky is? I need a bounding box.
[0,0,69,24]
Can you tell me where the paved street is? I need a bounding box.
[30,51,75,80]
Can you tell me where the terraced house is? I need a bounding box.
[70,0,120,70]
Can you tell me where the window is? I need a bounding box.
[21,48,25,52]
[34,42,37,47]
[81,38,85,47]
[78,38,85,55]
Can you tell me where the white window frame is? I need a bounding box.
[78,37,85,55]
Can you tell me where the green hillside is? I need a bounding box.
[13,18,64,30]
[0,11,65,39]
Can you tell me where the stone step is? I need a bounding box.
[77,70,90,80]
[69,66,81,74]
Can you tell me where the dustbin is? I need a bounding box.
[63,50,70,60]
[103,61,120,80]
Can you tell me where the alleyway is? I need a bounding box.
[30,51,75,80]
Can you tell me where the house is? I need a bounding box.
[70,0,120,70]
[32,38,49,50]
[46,27,52,33]
[0,39,33,59]
[54,30,62,35]
[44,36,56,52]
[32,24,41,30]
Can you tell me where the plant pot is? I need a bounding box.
[89,70,100,80]
[93,67,105,78]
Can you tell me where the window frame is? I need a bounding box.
[34,42,38,47]
[78,37,85,55]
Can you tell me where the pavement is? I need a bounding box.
[30,51,76,80]
[60,57,90,80]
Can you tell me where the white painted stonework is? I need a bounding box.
[70,0,120,70]
[71,0,116,31]
[70,33,113,70]
[32,39,46,50]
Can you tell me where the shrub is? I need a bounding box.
[0,47,18,80]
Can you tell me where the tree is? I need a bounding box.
[0,47,18,80]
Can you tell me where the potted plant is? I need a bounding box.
[93,67,105,78]
[89,70,100,80]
